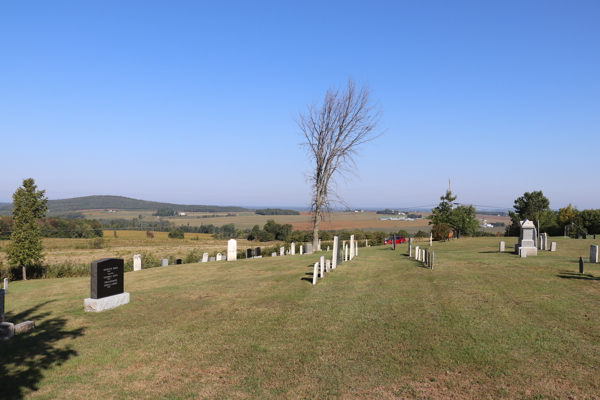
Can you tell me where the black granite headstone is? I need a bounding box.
[255,247,261,257]
[90,258,124,299]
[246,248,253,258]
[176,259,182,265]
[579,257,585,274]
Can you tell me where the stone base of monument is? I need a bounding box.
[0,322,15,340]
[84,292,130,312]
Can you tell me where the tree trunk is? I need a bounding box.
[312,202,321,250]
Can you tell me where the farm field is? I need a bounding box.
[2,237,599,399]
[83,209,509,234]
[0,234,272,267]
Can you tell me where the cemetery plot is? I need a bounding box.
[1,237,599,399]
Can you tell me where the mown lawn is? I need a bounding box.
[2,237,599,399]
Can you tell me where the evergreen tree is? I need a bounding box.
[7,178,48,268]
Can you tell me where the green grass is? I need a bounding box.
[1,237,599,399]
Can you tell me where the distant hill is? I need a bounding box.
[255,208,301,216]
[0,195,251,215]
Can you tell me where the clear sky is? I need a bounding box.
[1,1,599,211]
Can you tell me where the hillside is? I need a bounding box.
[0,195,251,214]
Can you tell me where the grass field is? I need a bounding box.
[2,237,599,399]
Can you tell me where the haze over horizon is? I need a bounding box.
[2,1,598,210]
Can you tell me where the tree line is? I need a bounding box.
[255,208,300,215]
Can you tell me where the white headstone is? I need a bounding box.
[227,239,237,261]
[133,254,142,271]
[544,234,548,251]
[355,245,358,256]
[421,249,425,263]
[327,246,330,251]
[307,243,313,254]
[349,235,355,261]
[161,258,168,266]
[551,242,556,252]
[280,246,285,256]
[272,252,276,257]
[344,244,348,261]
[300,245,303,255]
[499,241,505,252]
[365,239,368,247]
[429,234,433,246]
[312,262,319,285]
[415,246,420,260]
[291,242,296,255]
[320,256,325,277]
[202,253,209,263]
[332,236,340,269]
[216,253,222,261]
[318,240,322,252]
[520,247,527,258]
[518,220,537,256]
[326,259,331,273]
[3,278,7,293]
[409,245,412,257]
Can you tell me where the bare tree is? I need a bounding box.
[297,78,383,249]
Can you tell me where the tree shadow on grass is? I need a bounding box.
[557,271,600,281]
[0,301,85,400]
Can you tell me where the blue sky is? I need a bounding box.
[1,1,599,210]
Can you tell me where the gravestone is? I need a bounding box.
[280,246,285,256]
[580,257,585,273]
[202,253,209,262]
[272,252,276,257]
[499,241,505,252]
[544,234,548,251]
[425,249,428,265]
[392,235,396,250]
[3,278,7,293]
[216,253,222,261]
[355,245,358,257]
[332,236,340,269]
[246,248,253,258]
[589,245,598,263]
[409,237,413,246]
[307,243,313,254]
[84,258,130,312]
[320,256,325,277]
[255,247,261,257]
[409,245,412,257]
[429,234,433,246]
[349,235,355,260]
[326,259,331,273]
[551,242,557,252]
[344,244,348,261]
[327,246,330,251]
[422,249,425,263]
[517,220,537,256]
[133,254,142,271]
[255,256,262,258]
[300,245,303,255]
[365,239,368,247]
[176,259,182,265]
[291,242,296,255]
[161,258,168,267]
[415,246,420,261]
[318,240,322,251]
[209,257,216,262]
[227,239,237,261]
[519,248,527,258]
[430,252,435,269]
[312,262,319,285]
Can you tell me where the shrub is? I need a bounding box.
[168,229,185,239]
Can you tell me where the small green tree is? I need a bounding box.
[6,178,49,269]
[168,228,185,239]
